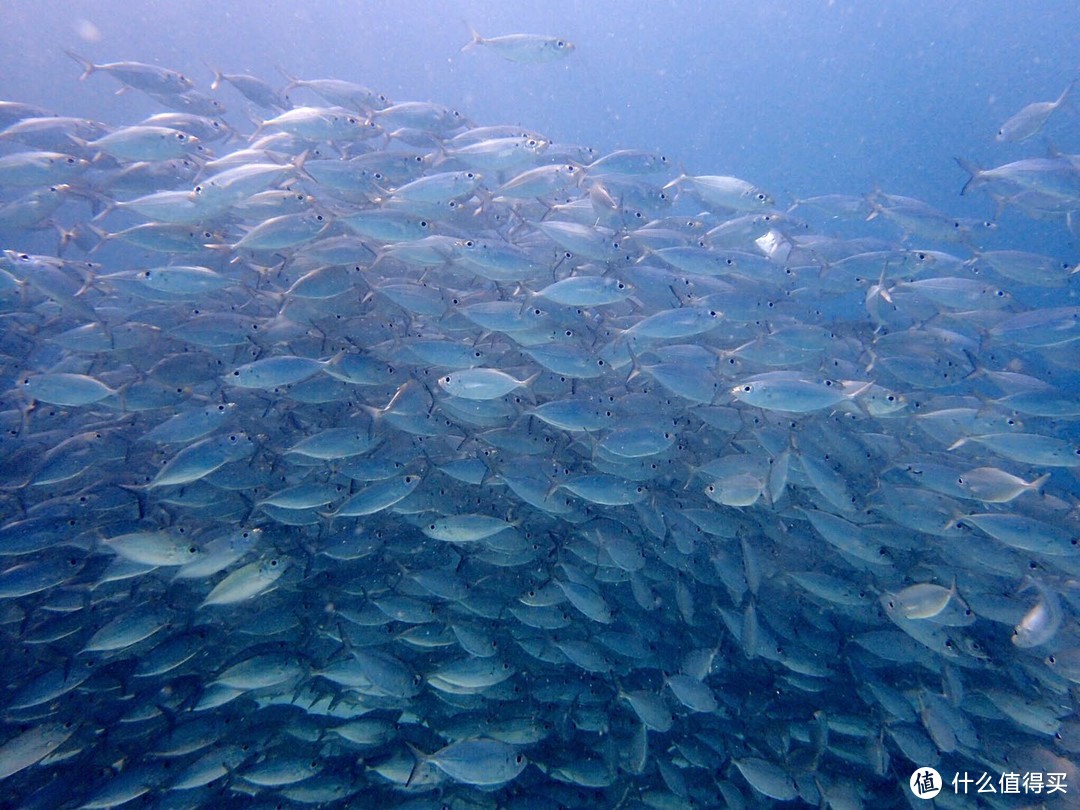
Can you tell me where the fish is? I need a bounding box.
[664,173,775,211]
[63,50,195,96]
[79,125,202,161]
[437,368,540,400]
[0,52,1075,810]
[207,66,290,111]
[996,79,1076,142]
[461,26,575,63]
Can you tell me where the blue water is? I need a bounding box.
[2,2,1080,806]
[4,0,1078,213]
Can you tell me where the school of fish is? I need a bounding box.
[0,51,1078,808]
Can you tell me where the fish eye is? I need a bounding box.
[443,375,452,383]
[465,172,475,179]
[1048,655,1057,664]
[269,559,278,567]
[742,385,752,392]
[66,156,76,164]
[756,192,766,201]
[557,41,566,48]
[175,132,186,140]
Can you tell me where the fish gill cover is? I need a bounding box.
[0,2,1079,807]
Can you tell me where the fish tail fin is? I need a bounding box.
[954,157,983,196]
[405,742,429,787]
[1057,77,1077,108]
[54,223,76,257]
[543,477,563,499]
[461,22,484,52]
[624,340,642,384]
[64,49,96,81]
[1031,472,1052,494]
[661,173,688,195]
[275,65,301,91]
[863,192,883,220]
[206,62,224,92]
[82,223,110,255]
[66,134,91,154]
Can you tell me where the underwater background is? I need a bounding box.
[1,1,1080,807]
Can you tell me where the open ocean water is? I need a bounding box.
[0,1,1079,807]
